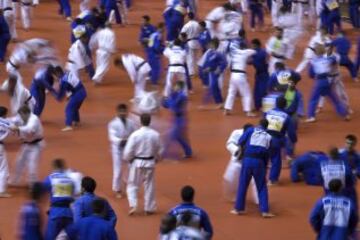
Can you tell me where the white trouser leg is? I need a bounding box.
[186,48,196,76]
[93,50,111,83]
[26,144,42,183]
[163,71,174,97]
[143,168,156,212]
[11,145,28,184]
[13,2,18,18]
[5,12,17,39]
[21,5,31,30]
[224,75,238,111]
[318,96,325,108]
[118,0,128,24]
[79,0,90,12]
[237,75,252,112]
[127,165,142,209]
[295,57,310,73]
[0,146,9,193]
[111,145,124,192]
[109,10,115,24]
[134,71,147,98]
[271,1,280,26]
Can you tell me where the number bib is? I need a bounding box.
[325,0,339,10]
[277,71,291,85]
[52,179,73,198]
[266,115,285,132]
[321,163,345,189]
[249,129,271,148]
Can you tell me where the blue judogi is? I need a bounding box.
[55,71,87,126]
[248,0,264,29]
[0,13,10,62]
[19,201,43,240]
[58,0,71,18]
[265,108,297,182]
[146,31,165,85]
[339,148,360,177]
[348,0,360,28]
[268,69,301,92]
[320,159,357,211]
[332,36,357,79]
[72,193,117,227]
[168,203,213,239]
[164,0,189,41]
[162,89,193,158]
[43,171,75,240]
[66,215,118,240]
[310,193,358,240]
[356,37,360,76]
[320,0,341,34]
[139,23,156,47]
[307,56,348,118]
[105,0,122,24]
[202,49,227,104]
[235,126,272,213]
[290,151,328,185]
[30,67,56,117]
[198,28,211,53]
[250,47,269,111]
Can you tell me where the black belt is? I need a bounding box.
[21,2,32,6]
[231,69,246,74]
[3,7,13,11]
[169,64,185,67]
[23,138,43,145]
[187,38,198,42]
[135,61,147,71]
[134,156,154,160]
[12,0,18,2]
[292,1,309,3]
[308,47,315,52]
[329,73,339,77]
[51,201,71,208]
[244,153,266,159]
[272,54,286,60]
[0,142,3,145]
[8,60,19,69]
[24,95,33,104]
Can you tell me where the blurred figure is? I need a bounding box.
[0,10,10,62]
[0,106,12,197]
[159,214,177,239]
[339,135,360,177]
[168,212,205,240]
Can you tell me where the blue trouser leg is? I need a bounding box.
[125,0,131,8]
[340,55,357,78]
[198,67,209,86]
[326,85,348,117]
[250,6,257,28]
[45,217,73,240]
[185,65,192,91]
[253,165,269,213]
[167,13,184,41]
[320,12,329,31]
[61,0,71,17]
[349,4,360,28]
[85,64,95,79]
[234,162,253,211]
[328,10,341,35]
[148,54,161,85]
[209,73,223,104]
[254,72,269,111]
[114,6,122,24]
[65,90,86,126]
[172,118,192,157]
[267,0,272,10]
[285,115,298,157]
[269,144,282,182]
[0,35,10,61]
[308,80,326,118]
[31,87,46,116]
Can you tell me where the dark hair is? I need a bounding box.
[199,21,206,28]
[346,135,357,143]
[160,214,177,234]
[222,2,234,11]
[243,123,253,131]
[329,147,339,160]
[81,176,97,193]
[18,105,31,115]
[173,38,183,46]
[275,27,283,32]
[140,113,151,126]
[142,15,150,21]
[238,29,246,38]
[181,185,195,202]
[275,62,285,70]
[211,38,219,49]
[30,182,44,200]
[92,198,106,215]
[328,179,342,193]
[54,66,64,76]
[0,106,8,117]
[117,103,127,112]
[52,158,65,170]
[74,18,84,25]
[188,12,194,19]
[276,97,287,109]
[259,119,269,129]
[251,38,261,47]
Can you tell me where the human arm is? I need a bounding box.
[309,199,324,233]
[200,211,214,239]
[105,200,117,228]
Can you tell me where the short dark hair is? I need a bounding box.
[0,106,8,117]
[18,105,31,115]
[114,57,123,66]
[160,214,177,234]
[199,21,206,28]
[259,119,269,129]
[175,81,185,89]
[173,38,183,46]
[181,185,195,202]
[328,179,342,193]
[92,198,106,215]
[238,29,246,38]
[142,15,150,21]
[30,182,44,200]
[117,103,127,112]
[276,97,287,109]
[188,12,194,19]
[346,134,357,143]
[54,66,64,76]
[251,38,261,47]
[52,158,65,170]
[140,113,151,126]
[81,176,97,193]
[275,62,285,70]
[329,147,339,159]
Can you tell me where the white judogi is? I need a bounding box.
[6,43,35,78]
[276,12,303,59]
[224,128,259,203]
[295,31,331,72]
[271,0,283,26]
[1,78,35,115]
[291,0,310,25]
[266,36,289,74]
[205,6,226,38]
[180,20,201,76]
[217,10,242,53]
[224,48,256,112]
[66,39,92,73]
[108,116,137,193]
[90,27,116,83]
[121,53,151,98]
[79,0,90,12]
[20,0,32,30]
[65,169,83,196]
[163,45,187,97]
[0,118,11,193]
[133,91,160,115]
[1,0,17,40]
[10,113,44,184]
[109,0,128,25]
[124,126,162,212]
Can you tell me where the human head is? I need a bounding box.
[92,198,106,216]
[53,66,64,78]
[274,62,285,71]
[74,18,84,25]
[79,33,89,44]
[328,179,342,193]
[181,185,195,203]
[81,176,97,193]
[140,113,151,126]
[18,105,31,123]
[288,77,299,90]
[174,38,183,46]
[0,106,8,118]
[276,96,287,109]
[209,38,219,50]
[188,12,195,20]
[199,21,206,30]
[328,147,339,160]
[251,38,261,49]
[314,43,325,56]
[238,29,246,38]
[279,5,290,13]
[142,15,151,24]
[29,182,44,201]
[259,118,269,129]
[116,103,128,120]
[274,27,283,38]
[345,135,357,151]
[222,2,234,11]
[179,32,187,42]
[52,158,66,171]
[159,214,177,234]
